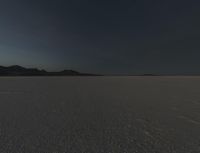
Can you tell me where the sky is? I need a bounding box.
[0,0,200,75]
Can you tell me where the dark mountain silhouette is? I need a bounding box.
[0,65,98,76]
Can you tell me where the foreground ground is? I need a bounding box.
[0,76,200,153]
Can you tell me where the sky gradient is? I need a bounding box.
[0,0,200,74]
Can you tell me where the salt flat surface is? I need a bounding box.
[0,76,200,153]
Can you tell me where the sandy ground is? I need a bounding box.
[0,76,200,153]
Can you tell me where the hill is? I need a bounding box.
[0,65,98,76]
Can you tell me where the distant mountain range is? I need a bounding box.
[1,66,195,76]
[0,65,99,76]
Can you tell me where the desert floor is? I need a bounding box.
[0,77,200,153]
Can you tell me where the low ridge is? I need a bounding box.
[0,65,98,76]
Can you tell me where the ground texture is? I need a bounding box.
[0,77,200,153]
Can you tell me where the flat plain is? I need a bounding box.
[0,76,200,153]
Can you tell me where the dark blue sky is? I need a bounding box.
[0,0,200,74]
